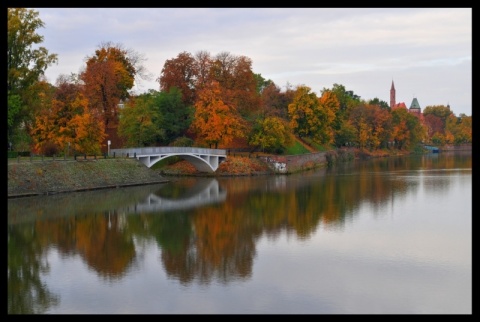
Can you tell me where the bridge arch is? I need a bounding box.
[110,147,227,173]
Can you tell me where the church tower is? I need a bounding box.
[390,80,396,109]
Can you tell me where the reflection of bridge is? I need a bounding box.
[129,179,227,213]
[110,147,227,172]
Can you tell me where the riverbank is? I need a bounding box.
[8,158,169,198]
[7,148,412,198]
[7,155,275,198]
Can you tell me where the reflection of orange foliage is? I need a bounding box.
[75,213,135,277]
[35,213,135,277]
[193,204,238,266]
[192,204,255,277]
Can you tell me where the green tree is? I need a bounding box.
[253,73,274,94]
[368,97,390,110]
[117,91,164,147]
[152,87,193,144]
[7,8,58,145]
[334,119,357,147]
[322,83,361,123]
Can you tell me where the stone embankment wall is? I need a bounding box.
[259,148,355,174]
[440,144,472,151]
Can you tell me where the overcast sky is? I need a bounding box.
[33,8,472,116]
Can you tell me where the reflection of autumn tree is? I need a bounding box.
[192,204,256,281]
[160,203,258,285]
[8,224,59,314]
[34,212,136,278]
[75,212,136,278]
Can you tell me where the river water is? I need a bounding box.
[7,151,472,314]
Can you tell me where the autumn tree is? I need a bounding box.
[390,107,425,150]
[423,113,444,141]
[372,105,393,149]
[322,83,361,130]
[422,104,453,142]
[423,105,453,122]
[445,114,472,144]
[189,81,246,149]
[81,42,149,129]
[259,82,293,119]
[158,51,198,106]
[288,85,321,139]
[352,103,394,149]
[194,50,213,90]
[7,8,58,147]
[209,52,260,117]
[316,90,339,145]
[454,115,472,144]
[249,116,293,153]
[32,75,105,155]
[349,105,371,149]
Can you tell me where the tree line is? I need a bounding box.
[8,8,472,156]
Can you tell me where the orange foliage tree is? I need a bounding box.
[32,77,105,155]
[80,42,148,130]
[189,81,246,149]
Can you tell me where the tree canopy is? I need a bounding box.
[7,8,58,144]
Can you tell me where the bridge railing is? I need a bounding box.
[110,146,227,157]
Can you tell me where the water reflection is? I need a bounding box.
[7,152,471,314]
[125,178,227,213]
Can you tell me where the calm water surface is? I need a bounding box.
[8,152,472,314]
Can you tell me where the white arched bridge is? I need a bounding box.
[109,147,227,173]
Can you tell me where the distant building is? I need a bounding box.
[390,80,423,121]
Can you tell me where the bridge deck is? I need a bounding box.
[110,147,227,172]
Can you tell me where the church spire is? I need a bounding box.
[390,80,396,109]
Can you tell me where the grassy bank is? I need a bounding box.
[8,158,168,198]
